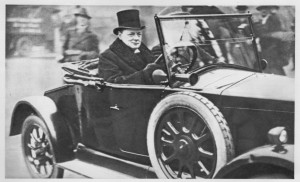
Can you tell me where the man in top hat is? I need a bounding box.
[98,9,161,84]
[59,7,99,63]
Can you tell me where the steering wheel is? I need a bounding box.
[154,54,164,64]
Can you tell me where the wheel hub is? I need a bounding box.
[176,136,196,161]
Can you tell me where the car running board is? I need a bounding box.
[57,144,157,179]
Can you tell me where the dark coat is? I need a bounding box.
[62,29,99,62]
[255,14,285,75]
[98,38,155,84]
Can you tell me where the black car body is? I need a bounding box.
[9,13,294,179]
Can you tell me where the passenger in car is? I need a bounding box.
[98,9,162,84]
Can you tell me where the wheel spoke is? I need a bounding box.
[45,161,53,174]
[195,133,211,146]
[32,128,41,142]
[164,153,177,164]
[162,129,171,136]
[35,164,41,173]
[188,117,198,134]
[200,126,207,136]
[40,165,46,175]
[31,149,37,158]
[187,164,195,178]
[45,152,53,159]
[27,143,35,149]
[198,147,214,159]
[30,163,39,174]
[161,137,174,147]
[37,128,43,140]
[30,132,39,143]
[30,135,37,147]
[166,122,179,135]
[176,110,185,129]
[38,128,45,142]
[177,163,184,178]
[28,156,34,162]
[197,161,210,176]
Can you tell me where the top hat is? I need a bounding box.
[74,8,91,19]
[270,6,280,10]
[256,6,279,11]
[236,6,248,11]
[113,9,145,35]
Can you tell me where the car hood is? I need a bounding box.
[184,68,255,94]
[184,68,294,102]
[222,72,295,102]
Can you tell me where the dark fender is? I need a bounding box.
[10,96,74,162]
[214,144,294,178]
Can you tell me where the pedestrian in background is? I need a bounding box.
[255,6,285,75]
[58,7,99,63]
[235,5,248,14]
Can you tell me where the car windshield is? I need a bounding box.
[158,14,260,74]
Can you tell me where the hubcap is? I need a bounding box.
[156,108,216,178]
[24,125,54,177]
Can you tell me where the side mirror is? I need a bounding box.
[261,59,268,70]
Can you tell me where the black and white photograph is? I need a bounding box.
[2,0,298,180]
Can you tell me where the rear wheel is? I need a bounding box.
[250,173,291,179]
[147,92,234,178]
[21,115,64,178]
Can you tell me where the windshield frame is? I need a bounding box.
[154,13,262,86]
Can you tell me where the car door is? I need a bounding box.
[80,85,119,151]
[108,84,165,156]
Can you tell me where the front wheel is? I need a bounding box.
[147,92,234,179]
[21,115,64,178]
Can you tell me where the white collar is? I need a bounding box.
[261,14,270,25]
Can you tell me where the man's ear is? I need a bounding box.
[117,31,122,39]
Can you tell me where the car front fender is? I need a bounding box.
[214,144,294,178]
[10,96,74,162]
[11,96,58,136]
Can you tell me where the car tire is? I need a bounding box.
[21,115,64,178]
[147,92,234,179]
[250,173,291,179]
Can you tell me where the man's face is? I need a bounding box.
[118,29,142,49]
[76,16,89,33]
[260,9,270,17]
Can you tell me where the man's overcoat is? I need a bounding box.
[63,29,99,62]
[98,38,155,84]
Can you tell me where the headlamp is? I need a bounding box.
[268,126,288,145]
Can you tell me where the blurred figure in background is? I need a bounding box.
[235,5,248,14]
[59,8,76,42]
[254,6,285,75]
[58,7,99,63]
[270,5,280,15]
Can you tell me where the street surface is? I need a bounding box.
[5,55,295,178]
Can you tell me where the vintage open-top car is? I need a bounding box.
[9,13,294,179]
